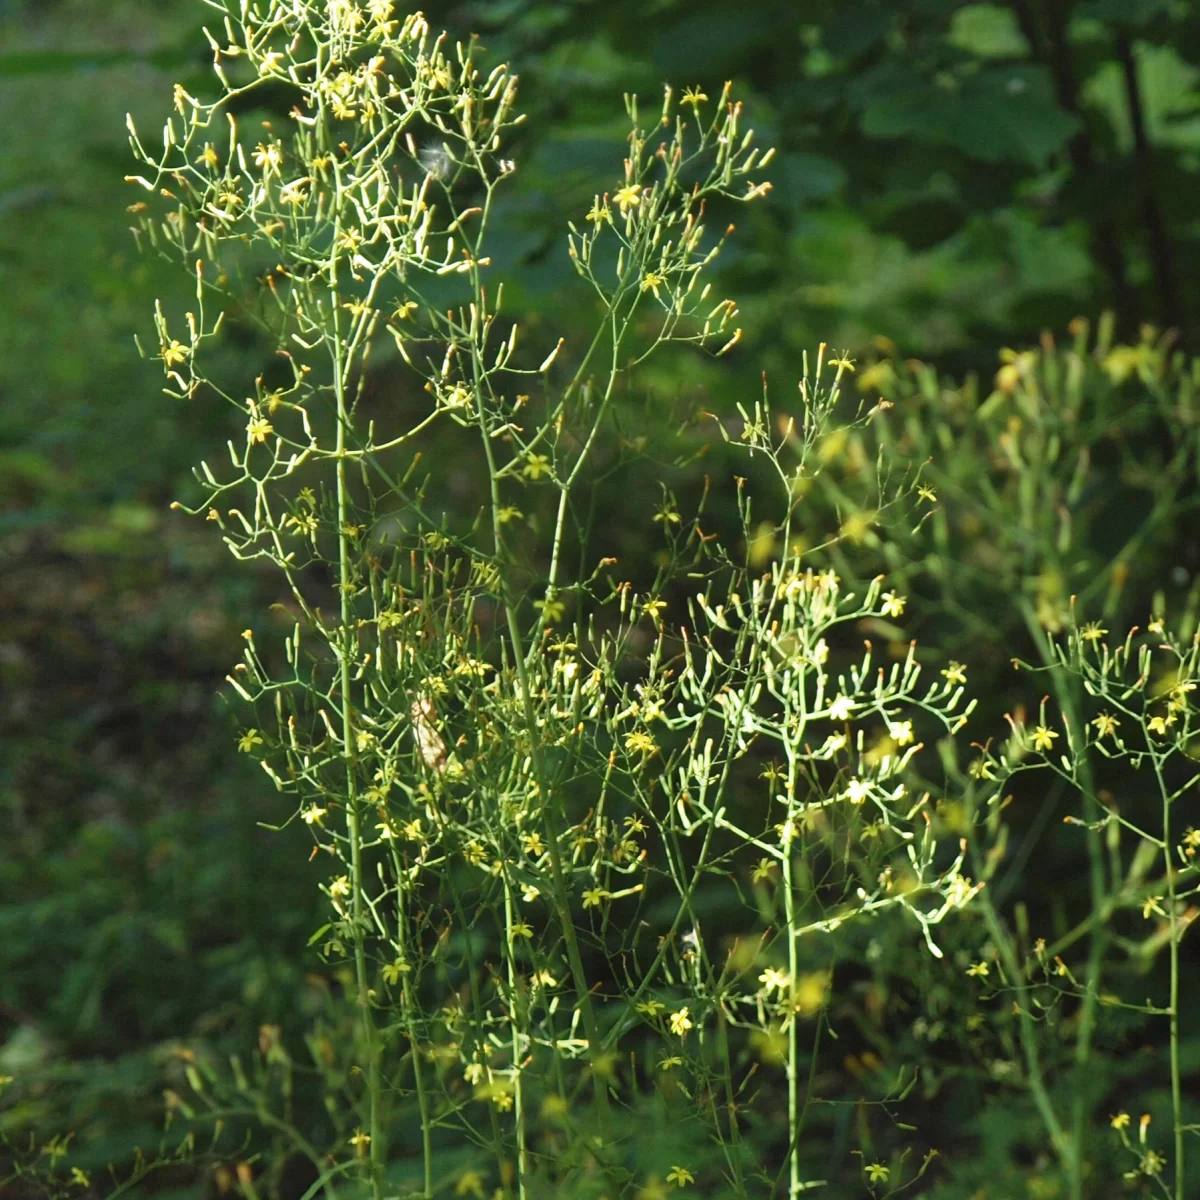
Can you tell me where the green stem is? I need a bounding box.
[1020,600,1106,1200]
[331,157,383,1200]
[1152,756,1184,1200]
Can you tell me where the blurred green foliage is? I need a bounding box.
[1,0,1198,1196]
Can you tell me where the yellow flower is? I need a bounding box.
[497,505,523,524]
[510,922,533,939]
[329,875,351,898]
[1079,621,1107,644]
[1091,712,1119,739]
[278,178,310,206]
[614,184,642,215]
[585,198,612,226]
[636,999,666,1018]
[1111,1112,1131,1130]
[887,719,914,746]
[582,887,610,909]
[381,958,411,984]
[666,1165,695,1188]
[348,1129,371,1157]
[1031,725,1059,752]
[941,661,967,686]
[880,591,906,618]
[751,857,775,883]
[1148,616,1165,634]
[520,831,545,856]
[624,730,658,756]
[162,340,189,367]
[247,416,274,444]
[253,141,283,175]
[965,961,990,978]
[758,966,789,992]
[864,1163,889,1184]
[917,484,937,504]
[522,453,552,480]
[197,143,220,169]
[237,729,264,753]
[641,271,667,298]
[968,757,996,780]
[669,1007,693,1036]
[680,86,708,109]
[301,804,327,825]
[1147,713,1174,736]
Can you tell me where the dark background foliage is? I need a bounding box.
[2,0,1199,1195]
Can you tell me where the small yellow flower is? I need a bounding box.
[197,143,220,169]
[497,505,523,524]
[624,730,659,756]
[666,1165,694,1188]
[522,453,552,480]
[887,719,914,746]
[917,484,937,504]
[301,804,327,825]
[1079,620,1107,644]
[658,1055,683,1070]
[1091,712,1119,739]
[585,198,612,227]
[510,922,534,939]
[248,416,274,444]
[1031,725,1059,752]
[1148,615,1165,634]
[492,1091,514,1111]
[381,958,411,984]
[1147,713,1174,736]
[880,591,906,618]
[613,184,643,215]
[1111,1112,1131,1130]
[669,1007,693,1036]
[864,1163,889,1184]
[941,661,967,686]
[968,757,996,780]
[680,86,708,109]
[253,141,283,175]
[520,831,545,857]
[162,340,189,367]
[237,728,264,753]
[582,887,610,909]
[348,1129,371,1156]
[329,875,351,898]
[758,966,789,992]
[966,961,990,978]
[393,299,419,320]
[751,857,775,884]
[642,598,667,621]
[641,271,667,298]
[636,999,666,1018]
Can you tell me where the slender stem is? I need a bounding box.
[1152,756,1184,1200]
[1020,600,1106,1200]
[781,753,800,1200]
[330,155,383,1200]
[502,871,529,1199]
